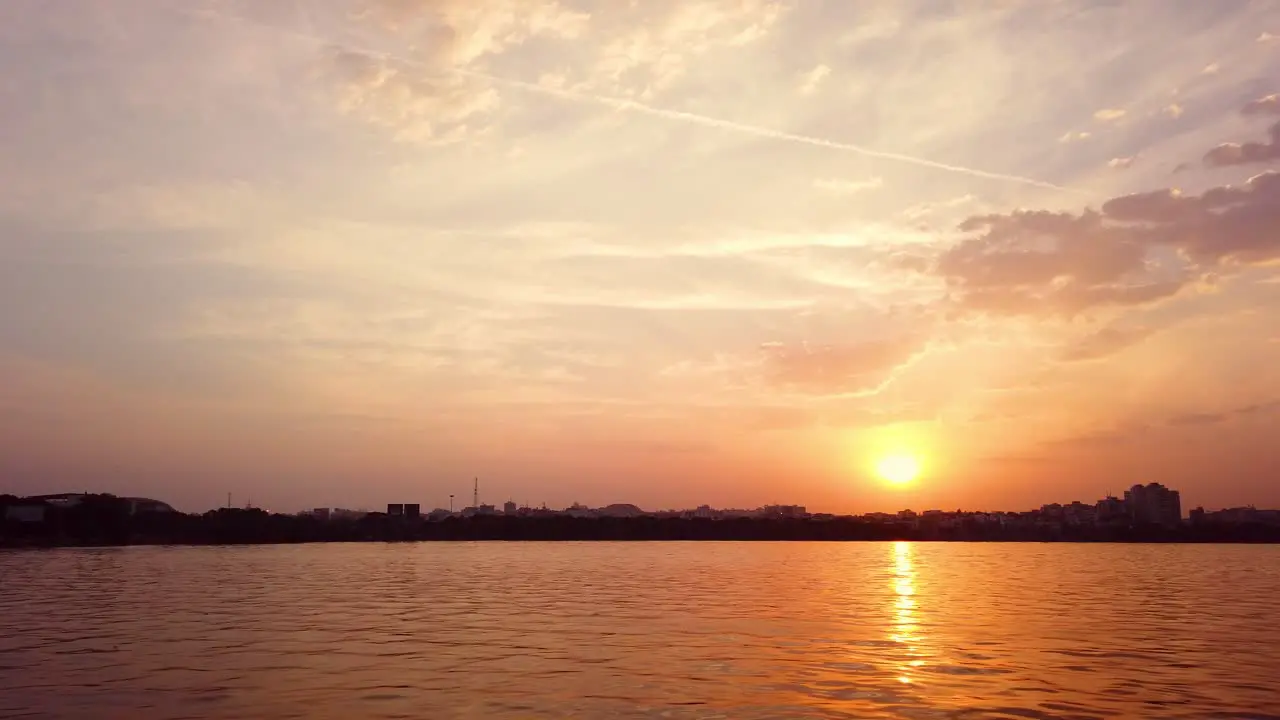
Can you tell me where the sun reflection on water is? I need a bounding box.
[889,541,926,685]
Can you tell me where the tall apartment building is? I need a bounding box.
[1124,483,1182,526]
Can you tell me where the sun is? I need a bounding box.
[876,454,922,486]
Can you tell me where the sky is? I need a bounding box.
[2,0,1279,514]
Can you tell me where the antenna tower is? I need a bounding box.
[473,477,479,510]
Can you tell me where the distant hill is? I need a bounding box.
[598,504,644,518]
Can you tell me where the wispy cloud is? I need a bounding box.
[797,64,831,96]
[1059,326,1158,363]
[813,176,883,195]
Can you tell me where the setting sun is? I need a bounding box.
[876,455,923,486]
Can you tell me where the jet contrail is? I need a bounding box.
[188,8,1076,193]
[453,67,1077,193]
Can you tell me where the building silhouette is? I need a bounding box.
[1124,483,1182,526]
[1096,495,1127,522]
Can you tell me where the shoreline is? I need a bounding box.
[6,512,1280,548]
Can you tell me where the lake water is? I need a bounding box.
[1,542,1278,719]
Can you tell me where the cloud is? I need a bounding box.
[1199,96,1280,166]
[1242,94,1280,117]
[358,0,589,61]
[1108,156,1137,170]
[1167,400,1280,428]
[933,168,1280,315]
[901,194,977,222]
[935,210,1168,316]
[1059,131,1092,143]
[798,64,831,95]
[1201,62,1220,75]
[1261,32,1276,43]
[1094,108,1126,122]
[323,46,502,145]
[172,3,1056,198]
[761,337,925,396]
[1165,103,1184,119]
[1105,177,1280,267]
[320,0,789,142]
[302,0,589,143]
[576,0,790,99]
[1098,171,1280,264]
[1203,120,1280,167]
[1059,326,1157,363]
[812,177,883,195]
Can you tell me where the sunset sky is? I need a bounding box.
[2,0,1279,513]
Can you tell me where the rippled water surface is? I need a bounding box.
[2,543,1279,719]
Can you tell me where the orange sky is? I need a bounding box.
[1,0,1279,513]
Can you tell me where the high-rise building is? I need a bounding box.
[404,503,421,520]
[387,503,404,516]
[503,500,517,515]
[1124,483,1181,526]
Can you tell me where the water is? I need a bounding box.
[1,543,1278,719]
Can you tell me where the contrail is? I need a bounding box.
[188,8,1076,193]
[453,68,1077,193]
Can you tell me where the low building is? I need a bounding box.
[1062,501,1096,526]
[760,504,808,519]
[1096,496,1127,522]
